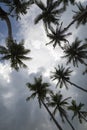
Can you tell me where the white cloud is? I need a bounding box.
[16,5,64,76]
[0,1,87,130]
[0,63,12,83]
[2,92,14,99]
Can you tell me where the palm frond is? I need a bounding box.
[73,2,87,28]
[35,0,46,10]
[26,92,37,101]
[49,1,61,11]
[0,45,8,54]
[34,14,43,24]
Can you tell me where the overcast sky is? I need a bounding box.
[0,0,87,130]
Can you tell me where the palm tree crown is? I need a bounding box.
[26,75,52,107]
[51,64,87,92]
[51,64,72,89]
[68,100,87,123]
[26,76,63,130]
[34,0,65,31]
[0,39,31,71]
[62,38,87,67]
[73,2,87,28]
[46,23,72,48]
[47,92,75,130]
[1,0,32,19]
[47,91,70,122]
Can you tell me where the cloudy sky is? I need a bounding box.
[0,0,87,130]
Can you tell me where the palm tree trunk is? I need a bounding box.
[0,7,13,39]
[64,115,75,130]
[41,99,63,130]
[63,9,87,31]
[4,15,13,39]
[67,80,87,93]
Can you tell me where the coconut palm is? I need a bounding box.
[34,0,65,31]
[26,76,63,130]
[62,38,87,67]
[0,0,33,19]
[63,2,87,32]
[51,64,87,92]
[68,100,87,123]
[0,39,31,71]
[73,2,87,28]
[47,91,75,130]
[46,23,72,48]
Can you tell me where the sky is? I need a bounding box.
[0,0,87,130]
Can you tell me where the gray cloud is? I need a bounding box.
[0,0,87,130]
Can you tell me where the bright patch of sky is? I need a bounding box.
[2,92,14,99]
[0,1,87,130]
[0,63,11,83]
[17,4,67,75]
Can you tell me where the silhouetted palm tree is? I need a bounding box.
[73,2,87,28]
[0,39,31,71]
[62,38,87,67]
[26,76,63,130]
[34,0,65,31]
[68,100,87,123]
[63,2,87,31]
[51,64,87,92]
[47,91,75,130]
[46,23,71,48]
[1,0,33,19]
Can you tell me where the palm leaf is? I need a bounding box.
[49,1,61,11]
[35,0,46,10]
[0,45,8,54]
[0,55,11,60]
[73,2,87,28]
[34,14,43,24]
[26,92,37,101]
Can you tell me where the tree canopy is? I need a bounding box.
[0,0,87,130]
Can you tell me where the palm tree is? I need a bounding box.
[73,2,87,28]
[63,2,87,31]
[62,38,87,67]
[0,0,33,19]
[46,23,72,48]
[34,0,65,31]
[26,76,63,130]
[51,64,87,92]
[47,91,75,130]
[0,39,31,71]
[68,100,87,123]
